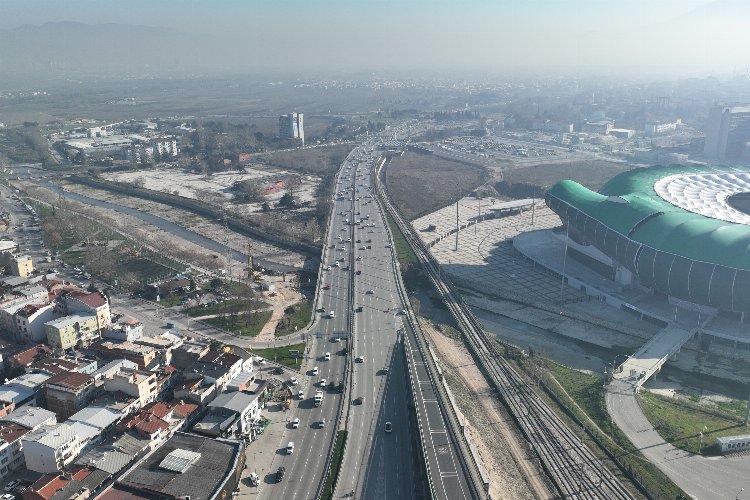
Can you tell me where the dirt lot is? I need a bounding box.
[261,144,353,174]
[421,320,553,500]
[386,152,489,220]
[498,159,636,193]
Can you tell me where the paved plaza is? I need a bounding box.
[414,201,585,304]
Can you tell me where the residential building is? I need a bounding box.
[22,466,110,500]
[103,368,157,406]
[1,406,56,431]
[41,372,96,420]
[170,340,208,370]
[173,375,216,405]
[0,373,50,407]
[66,406,123,450]
[22,423,82,473]
[15,303,57,343]
[91,359,138,381]
[89,340,156,369]
[279,112,304,145]
[45,314,100,350]
[103,320,142,342]
[62,290,111,331]
[10,254,33,278]
[8,344,51,372]
[29,357,80,376]
[193,390,262,438]
[0,422,30,481]
[187,360,232,392]
[97,432,244,500]
[151,136,178,158]
[644,119,682,136]
[199,350,244,380]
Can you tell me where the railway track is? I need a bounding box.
[377,157,636,499]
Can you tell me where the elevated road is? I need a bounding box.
[377,156,636,500]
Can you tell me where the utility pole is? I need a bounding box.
[247,241,254,280]
[560,217,569,304]
[454,200,459,251]
[223,205,232,281]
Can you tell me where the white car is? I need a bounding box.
[289,377,298,386]
[325,352,331,360]
[319,418,326,428]
[312,366,319,376]
[320,378,327,387]
[366,289,375,295]
[333,262,340,267]
[292,418,300,428]
[356,356,365,363]
[328,311,335,319]
[326,266,332,271]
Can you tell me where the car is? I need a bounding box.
[297,389,304,399]
[320,378,327,387]
[289,377,298,386]
[319,418,326,428]
[360,246,366,250]
[354,396,364,405]
[385,421,392,433]
[382,367,389,374]
[333,262,340,267]
[386,244,392,248]
[328,311,335,319]
[332,337,341,342]
[1,494,14,500]
[400,309,407,315]
[4,480,19,492]
[366,289,374,295]
[356,355,364,363]
[312,366,319,375]
[275,466,286,482]
[292,418,300,428]
[326,266,332,271]
[323,283,331,290]
[286,441,295,454]
[325,352,331,360]
[273,367,284,375]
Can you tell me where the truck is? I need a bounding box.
[314,390,324,407]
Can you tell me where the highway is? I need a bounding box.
[333,149,420,499]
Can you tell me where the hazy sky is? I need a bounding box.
[2,0,749,77]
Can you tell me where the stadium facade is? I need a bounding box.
[545,165,750,315]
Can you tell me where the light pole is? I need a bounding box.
[736,487,745,500]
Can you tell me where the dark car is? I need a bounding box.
[276,466,286,482]
[273,367,284,375]
[354,396,364,405]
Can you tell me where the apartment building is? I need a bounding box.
[22,423,81,473]
[103,368,157,406]
[41,372,96,420]
[45,314,100,350]
[14,303,56,343]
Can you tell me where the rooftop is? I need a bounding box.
[0,421,29,445]
[44,371,94,390]
[209,390,259,413]
[0,405,56,430]
[67,290,108,309]
[68,406,122,430]
[100,432,242,500]
[23,422,76,448]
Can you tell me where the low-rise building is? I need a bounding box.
[22,422,82,473]
[1,406,56,431]
[14,303,57,343]
[170,340,209,370]
[10,254,33,278]
[89,340,156,369]
[193,390,262,439]
[0,372,50,407]
[29,357,80,377]
[0,422,30,481]
[91,359,138,381]
[61,290,111,331]
[45,314,100,350]
[66,406,123,449]
[8,344,51,372]
[97,432,244,500]
[41,371,96,420]
[103,368,157,406]
[103,319,142,342]
[173,375,216,405]
[23,465,110,500]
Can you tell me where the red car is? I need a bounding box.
[323,284,331,290]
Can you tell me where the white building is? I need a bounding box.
[0,422,30,481]
[103,368,158,406]
[151,137,178,158]
[21,422,81,473]
[14,303,56,343]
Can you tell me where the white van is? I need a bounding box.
[286,442,295,454]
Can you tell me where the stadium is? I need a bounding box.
[544,164,750,317]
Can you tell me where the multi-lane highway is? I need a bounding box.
[333,149,419,499]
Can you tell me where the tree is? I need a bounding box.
[278,192,296,208]
[209,339,224,351]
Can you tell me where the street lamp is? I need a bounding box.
[736,487,744,500]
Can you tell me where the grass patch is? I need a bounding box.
[275,301,313,337]
[541,361,688,500]
[252,342,306,369]
[384,211,417,265]
[119,257,175,281]
[638,391,746,455]
[320,431,347,500]
[155,296,183,308]
[187,298,267,317]
[203,310,272,337]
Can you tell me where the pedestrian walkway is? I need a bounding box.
[613,324,697,390]
[606,379,750,499]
